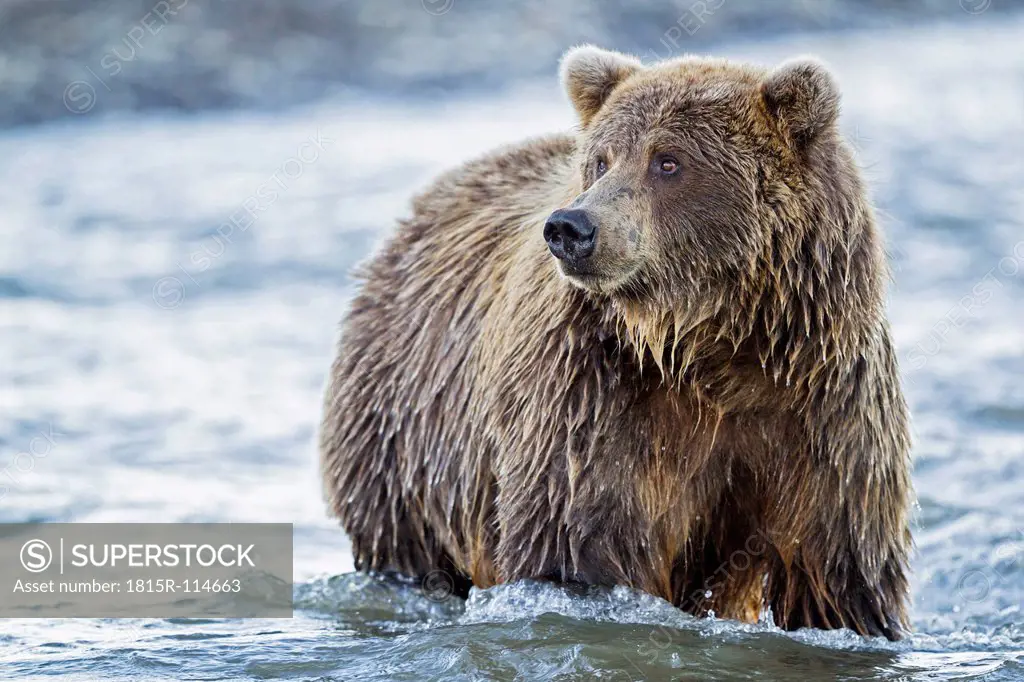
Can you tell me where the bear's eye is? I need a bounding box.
[656,156,680,176]
[595,158,608,179]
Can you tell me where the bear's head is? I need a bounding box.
[545,46,868,353]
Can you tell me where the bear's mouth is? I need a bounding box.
[556,258,602,282]
[558,260,597,279]
[556,260,635,295]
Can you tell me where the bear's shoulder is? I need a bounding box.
[410,133,577,217]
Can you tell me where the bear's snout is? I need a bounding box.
[544,208,597,265]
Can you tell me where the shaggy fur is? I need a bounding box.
[320,46,913,640]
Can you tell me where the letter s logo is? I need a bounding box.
[20,539,53,573]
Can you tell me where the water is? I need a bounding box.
[0,0,986,128]
[2,11,1023,682]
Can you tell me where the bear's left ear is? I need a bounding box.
[560,45,643,128]
[762,57,840,147]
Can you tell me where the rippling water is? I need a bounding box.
[1,12,1023,682]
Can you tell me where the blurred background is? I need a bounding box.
[1,1,1023,680]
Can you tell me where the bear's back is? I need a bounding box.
[321,133,587,582]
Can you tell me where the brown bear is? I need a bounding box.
[319,45,913,640]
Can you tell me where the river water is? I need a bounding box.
[1,10,1023,682]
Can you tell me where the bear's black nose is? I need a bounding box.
[544,209,597,263]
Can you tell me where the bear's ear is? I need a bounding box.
[762,57,840,147]
[560,45,643,127]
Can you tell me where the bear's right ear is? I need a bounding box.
[560,45,643,128]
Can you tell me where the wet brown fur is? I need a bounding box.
[320,47,913,640]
